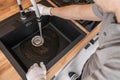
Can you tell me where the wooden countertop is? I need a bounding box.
[0,0,40,21]
[0,50,22,80]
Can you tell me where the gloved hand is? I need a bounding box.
[26,62,46,80]
[29,4,53,16]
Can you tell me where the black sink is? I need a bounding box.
[0,11,86,79]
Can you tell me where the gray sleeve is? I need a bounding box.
[88,50,120,80]
[89,59,120,80]
[92,4,103,19]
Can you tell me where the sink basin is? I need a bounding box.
[0,9,86,80]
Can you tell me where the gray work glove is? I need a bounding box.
[29,4,53,16]
[26,62,46,80]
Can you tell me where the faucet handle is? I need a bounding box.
[17,0,26,20]
[30,0,41,19]
[28,3,53,16]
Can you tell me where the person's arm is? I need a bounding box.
[51,4,102,21]
[29,4,102,21]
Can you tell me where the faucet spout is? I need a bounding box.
[30,0,41,19]
[30,0,44,46]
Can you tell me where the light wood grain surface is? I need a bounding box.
[0,50,22,80]
[0,0,40,21]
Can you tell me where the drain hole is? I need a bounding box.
[31,35,44,47]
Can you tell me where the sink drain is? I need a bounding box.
[31,35,44,47]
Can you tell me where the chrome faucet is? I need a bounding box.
[17,0,44,46]
[17,0,26,20]
[30,0,44,47]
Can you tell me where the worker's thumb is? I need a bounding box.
[40,62,46,72]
